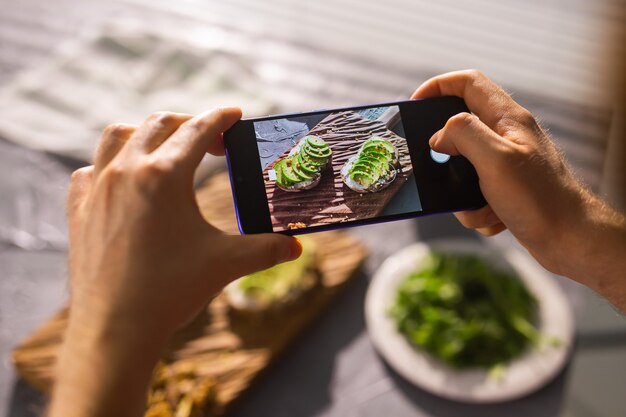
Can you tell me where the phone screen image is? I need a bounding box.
[253,104,423,232]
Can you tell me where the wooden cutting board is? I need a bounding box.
[11,172,367,416]
[264,110,414,231]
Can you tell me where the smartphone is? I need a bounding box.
[224,96,485,235]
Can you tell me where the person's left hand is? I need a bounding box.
[67,108,301,343]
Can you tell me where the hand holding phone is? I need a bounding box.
[225,97,486,235]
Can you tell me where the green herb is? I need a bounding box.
[390,251,540,370]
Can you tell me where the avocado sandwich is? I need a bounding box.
[273,135,332,192]
[341,136,398,193]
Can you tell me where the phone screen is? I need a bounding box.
[252,104,422,232]
[225,97,485,235]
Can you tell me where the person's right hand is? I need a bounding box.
[411,70,598,278]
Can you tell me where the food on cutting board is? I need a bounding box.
[224,237,320,311]
[390,251,544,373]
[341,136,398,193]
[146,362,217,417]
[274,135,332,192]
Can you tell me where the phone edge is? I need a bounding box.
[240,99,421,123]
[224,145,247,235]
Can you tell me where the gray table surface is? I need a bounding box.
[1,1,626,416]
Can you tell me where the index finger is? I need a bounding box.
[155,107,242,171]
[411,70,527,133]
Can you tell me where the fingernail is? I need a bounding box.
[429,131,441,149]
[288,238,303,261]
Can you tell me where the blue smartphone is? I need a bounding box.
[224,97,485,235]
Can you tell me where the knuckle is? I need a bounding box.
[188,110,220,131]
[500,108,539,134]
[189,117,207,131]
[134,158,177,192]
[446,112,477,132]
[70,166,93,183]
[465,69,487,81]
[495,141,521,163]
[514,108,538,130]
[187,108,223,131]
[94,162,125,190]
[103,123,133,139]
[492,141,530,172]
[147,111,185,130]
[184,117,207,133]
[103,162,126,181]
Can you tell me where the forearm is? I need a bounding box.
[564,194,626,310]
[48,312,167,417]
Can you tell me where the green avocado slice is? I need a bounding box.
[360,149,391,164]
[303,144,330,165]
[353,160,381,182]
[350,170,376,188]
[351,159,379,177]
[274,159,293,187]
[305,135,328,149]
[359,155,387,172]
[303,142,332,159]
[281,159,301,184]
[292,157,314,181]
[296,152,318,175]
[362,139,395,157]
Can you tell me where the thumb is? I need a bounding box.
[221,234,302,279]
[429,112,504,169]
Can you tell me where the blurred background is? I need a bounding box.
[0,0,624,416]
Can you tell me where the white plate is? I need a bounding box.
[364,239,575,403]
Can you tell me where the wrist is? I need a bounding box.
[48,306,168,417]
[68,285,176,349]
[559,193,626,306]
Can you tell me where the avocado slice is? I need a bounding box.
[351,159,380,177]
[281,159,301,184]
[360,155,387,172]
[361,149,391,164]
[296,152,318,175]
[350,170,376,188]
[303,142,332,159]
[274,159,294,187]
[355,160,381,180]
[305,135,328,149]
[362,139,394,157]
[274,159,284,184]
[298,149,319,167]
[292,157,314,181]
[303,144,330,164]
